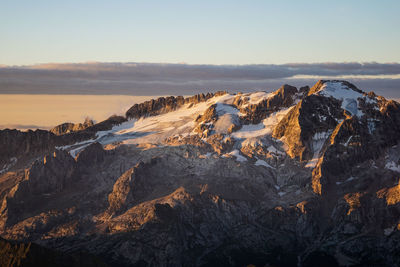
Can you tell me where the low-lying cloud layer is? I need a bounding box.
[1,62,399,98]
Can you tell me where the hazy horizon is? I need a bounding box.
[1,62,400,98]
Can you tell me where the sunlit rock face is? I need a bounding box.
[1,80,400,266]
[50,118,95,136]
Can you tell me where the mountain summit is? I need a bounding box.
[1,80,400,266]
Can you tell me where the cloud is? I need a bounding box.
[0,62,399,98]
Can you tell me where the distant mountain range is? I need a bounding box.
[1,80,400,266]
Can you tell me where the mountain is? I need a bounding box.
[0,80,400,266]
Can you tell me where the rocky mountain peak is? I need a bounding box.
[308,80,362,95]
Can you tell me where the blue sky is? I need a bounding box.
[1,0,399,65]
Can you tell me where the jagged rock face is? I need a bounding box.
[0,150,76,228]
[51,123,77,135]
[310,84,400,195]
[239,84,301,124]
[50,118,94,135]
[273,94,344,160]
[0,129,60,168]
[75,142,106,167]
[125,92,226,119]
[1,80,400,266]
[76,114,126,134]
[107,160,155,215]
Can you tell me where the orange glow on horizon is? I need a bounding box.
[0,95,156,130]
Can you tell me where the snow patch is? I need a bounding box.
[199,152,213,159]
[53,92,292,156]
[232,107,293,139]
[245,91,274,106]
[238,91,275,108]
[344,136,353,147]
[266,145,285,156]
[336,176,356,185]
[367,119,377,134]
[316,81,364,117]
[213,112,240,134]
[305,130,332,168]
[69,143,93,158]
[57,94,238,153]
[0,157,17,174]
[386,161,400,172]
[278,192,286,197]
[255,159,274,168]
[222,150,247,162]
[384,227,395,236]
[215,103,240,115]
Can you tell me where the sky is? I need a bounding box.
[1,0,400,65]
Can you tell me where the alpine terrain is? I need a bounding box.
[1,80,400,266]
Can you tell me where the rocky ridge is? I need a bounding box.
[50,117,95,136]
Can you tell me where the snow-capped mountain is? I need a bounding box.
[1,80,400,266]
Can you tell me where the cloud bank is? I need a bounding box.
[0,62,399,98]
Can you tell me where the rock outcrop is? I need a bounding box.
[239,84,301,124]
[125,91,227,119]
[50,117,94,135]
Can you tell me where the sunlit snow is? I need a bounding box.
[57,91,294,158]
[222,150,248,162]
[231,107,293,139]
[315,81,364,117]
